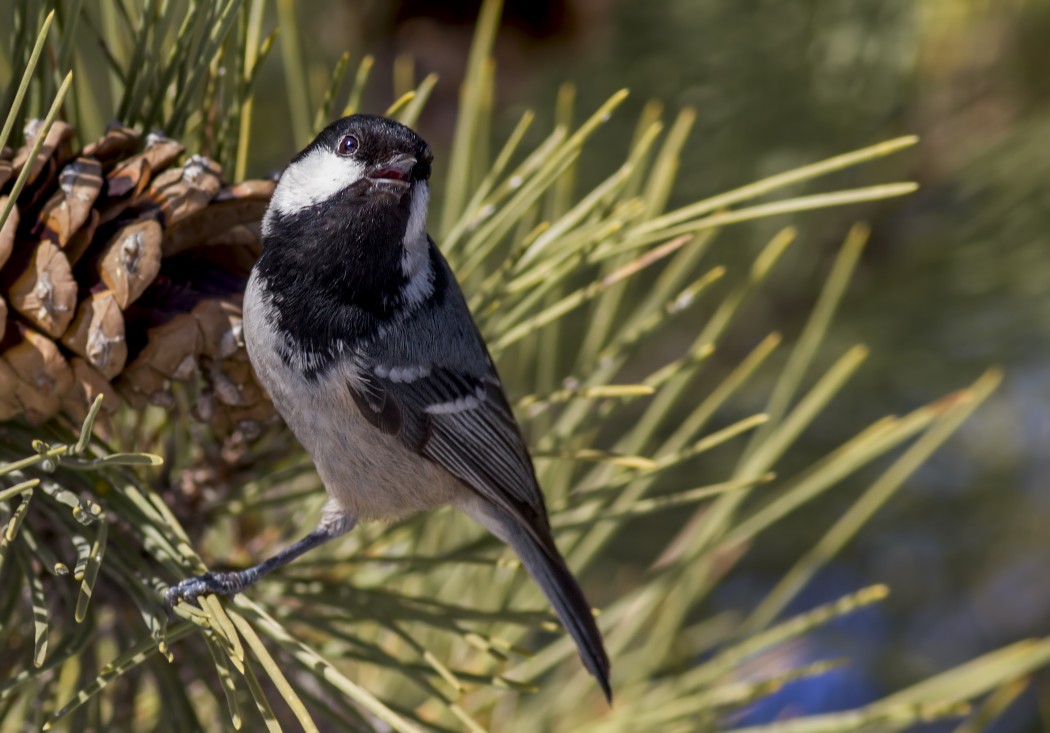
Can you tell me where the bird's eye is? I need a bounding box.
[337,135,359,157]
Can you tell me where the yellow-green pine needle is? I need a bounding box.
[518,383,654,412]
[74,396,105,455]
[742,223,872,465]
[653,413,772,472]
[235,0,269,180]
[441,0,503,235]
[493,233,693,351]
[444,109,535,252]
[342,54,375,116]
[398,73,439,128]
[458,148,582,281]
[620,227,795,455]
[3,490,33,543]
[689,585,889,689]
[276,0,311,146]
[743,369,1002,633]
[201,595,246,673]
[69,532,91,581]
[239,659,283,732]
[643,106,697,218]
[953,678,1029,733]
[393,54,415,99]
[534,449,656,470]
[40,480,101,524]
[873,637,1050,713]
[608,183,918,255]
[385,90,416,117]
[0,10,55,153]
[547,83,577,221]
[19,549,50,667]
[45,624,194,727]
[387,621,464,694]
[16,526,67,576]
[723,402,942,547]
[555,475,774,530]
[237,598,425,733]
[0,478,40,503]
[740,344,870,479]
[514,133,654,272]
[0,71,73,233]
[630,135,920,237]
[228,610,319,733]
[75,519,108,622]
[205,636,243,730]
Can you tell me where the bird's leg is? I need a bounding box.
[163,514,356,611]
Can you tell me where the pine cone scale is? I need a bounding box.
[0,120,276,435]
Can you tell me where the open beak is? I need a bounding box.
[367,154,416,194]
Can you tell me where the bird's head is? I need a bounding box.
[262,114,434,247]
[259,115,436,308]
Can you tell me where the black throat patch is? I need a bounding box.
[255,197,446,381]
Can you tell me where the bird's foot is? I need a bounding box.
[163,569,258,614]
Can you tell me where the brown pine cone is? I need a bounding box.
[0,120,277,438]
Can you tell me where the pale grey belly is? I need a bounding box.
[243,278,464,522]
[270,372,462,521]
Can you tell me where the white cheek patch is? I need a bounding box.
[268,148,366,219]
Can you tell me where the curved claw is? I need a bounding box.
[162,570,248,614]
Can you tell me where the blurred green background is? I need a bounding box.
[201,0,1050,725]
[5,0,1046,727]
[294,0,1050,725]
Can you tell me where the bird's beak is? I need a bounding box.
[367,154,417,194]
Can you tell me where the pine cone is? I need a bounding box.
[0,121,277,438]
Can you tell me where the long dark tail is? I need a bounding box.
[504,522,612,702]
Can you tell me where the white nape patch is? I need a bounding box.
[424,386,486,415]
[267,147,366,220]
[400,183,433,307]
[403,182,430,251]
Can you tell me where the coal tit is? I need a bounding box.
[164,115,611,701]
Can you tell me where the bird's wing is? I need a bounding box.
[347,359,554,545]
[349,353,612,699]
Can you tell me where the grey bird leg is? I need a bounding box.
[163,515,356,611]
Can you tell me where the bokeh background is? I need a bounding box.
[243,1,1050,728]
[14,0,1046,728]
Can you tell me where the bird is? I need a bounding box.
[163,114,612,701]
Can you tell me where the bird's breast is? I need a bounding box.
[242,270,462,521]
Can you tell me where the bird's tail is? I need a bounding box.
[503,520,612,702]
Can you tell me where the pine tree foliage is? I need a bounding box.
[0,2,1045,732]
